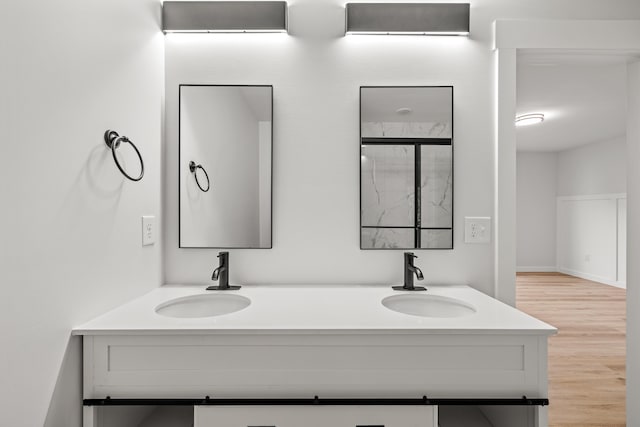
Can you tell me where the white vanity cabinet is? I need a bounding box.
[194,406,437,427]
[82,333,548,399]
[75,285,556,427]
[81,332,549,427]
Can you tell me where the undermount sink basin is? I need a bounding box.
[155,294,250,318]
[382,294,476,318]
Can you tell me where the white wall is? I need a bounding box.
[557,136,627,196]
[517,136,627,280]
[516,152,557,271]
[163,0,640,295]
[0,1,163,426]
[556,195,624,286]
[180,86,260,247]
[555,194,627,288]
[555,138,626,286]
[163,4,496,292]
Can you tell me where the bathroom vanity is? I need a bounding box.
[74,284,555,427]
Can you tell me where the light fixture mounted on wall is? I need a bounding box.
[515,113,545,127]
[345,3,470,36]
[162,1,288,33]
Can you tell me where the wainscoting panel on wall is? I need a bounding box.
[557,194,627,288]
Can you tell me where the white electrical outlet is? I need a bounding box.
[142,216,155,246]
[464,217,491,244]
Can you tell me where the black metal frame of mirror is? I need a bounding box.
[178,84,274,249]
[359,86,454,250]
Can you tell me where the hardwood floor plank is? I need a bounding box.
[516,272,626,426]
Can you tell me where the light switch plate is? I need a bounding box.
[464,217,491,244]
[142,215,155,246]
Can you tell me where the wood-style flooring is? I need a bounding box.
[516,272,626,427]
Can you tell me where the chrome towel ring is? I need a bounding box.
[189,161,210,192]
[104,130,144,182]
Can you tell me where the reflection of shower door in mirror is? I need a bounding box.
[361,137,452,249]
[360,86,453,249]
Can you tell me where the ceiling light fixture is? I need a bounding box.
[396,107,413,115]
[515,113,545,127]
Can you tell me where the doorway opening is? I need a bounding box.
[514,49,628,426]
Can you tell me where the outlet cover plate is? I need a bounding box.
[464,217,491,244]
[142,215,155,246]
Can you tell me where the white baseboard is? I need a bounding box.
[558,267,626,289]
[516,266,557,273]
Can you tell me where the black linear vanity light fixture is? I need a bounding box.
[162,1,288,33]
[345,3,470,36]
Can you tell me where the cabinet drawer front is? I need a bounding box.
[194,406,436,427]
[84,334,546,399]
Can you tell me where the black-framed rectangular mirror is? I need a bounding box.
[179,84,273,248]
[360,86,453,249]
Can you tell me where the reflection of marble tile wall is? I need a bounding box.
[360,143,453,249]
[362,121,452,138]
[361,145,415,227]
[362,227,413,249]
[421,229,452,249]
[421,146,452,228]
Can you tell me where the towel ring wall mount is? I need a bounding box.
[189,161,210,192]
[104,130,145,182]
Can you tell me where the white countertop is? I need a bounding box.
[72,284,556,336]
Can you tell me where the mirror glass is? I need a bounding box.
[360,86,453,249]
[180,85,272,248]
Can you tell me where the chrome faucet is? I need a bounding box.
[393,252,426,291]
[207,251,241,290]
